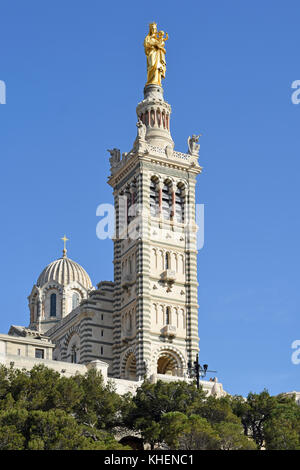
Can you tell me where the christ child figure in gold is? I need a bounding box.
[144,23,168,86]
[157,30,168,80]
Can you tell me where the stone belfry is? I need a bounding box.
[108,23,202,380]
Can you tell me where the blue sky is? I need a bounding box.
[0,0,299,397]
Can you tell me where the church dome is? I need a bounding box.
[36,253,92,290]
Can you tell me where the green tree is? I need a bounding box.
[0,365,84,413]
[231,390,276,448]
[0,408,28,450]
[2,363,300,451]
[192,395,240,425]
[264,415,300,450]
[159,412,221,450]
[215,422,256,450]
[160,414,255,450]
[7,365,62,411]
[0,425,25,450]
[264,394,300,450]
[27,409,125,450]
[135,418,161,450]
[72,368,124,431]
[0,365,128,450]
[179,415,220,450]
[124,380,207,448]
[160,412,190,449]
[0,407,127,450]
[0,365,11,403]
[27,409,91,450]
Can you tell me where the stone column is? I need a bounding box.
[112,188,122,377]
[185,175,199,366]
[135,165,152,379]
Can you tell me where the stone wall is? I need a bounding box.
[0,346,226,398]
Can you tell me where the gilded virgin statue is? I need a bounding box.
[144,23,168,86]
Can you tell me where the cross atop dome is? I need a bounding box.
[61,234,69,258]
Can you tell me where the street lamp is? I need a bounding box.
[188,354,217,389]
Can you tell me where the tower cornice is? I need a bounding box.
[108,149,202,188]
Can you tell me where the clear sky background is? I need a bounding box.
[0,0,299,397]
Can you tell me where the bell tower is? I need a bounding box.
[108,24,202,380]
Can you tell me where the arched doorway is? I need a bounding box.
[124,353,137,380]
[119,436,144,450]
[157,350,182,376]
[66,333,80,364]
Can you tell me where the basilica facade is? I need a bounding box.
[25,79,202,381]
[8,25,204,384]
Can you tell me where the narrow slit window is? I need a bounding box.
[162,183,171,220]
[175,186,185,223]
[50,293,57,317]
[166,307,171,325]
[150,179,159,217]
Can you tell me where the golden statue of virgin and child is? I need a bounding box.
[144,22,168,86]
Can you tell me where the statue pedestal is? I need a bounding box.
[144,84,164,100]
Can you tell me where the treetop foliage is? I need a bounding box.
[0,364,299,450]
